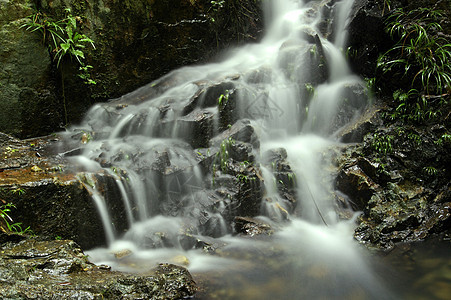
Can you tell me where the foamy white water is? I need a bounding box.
[66,0,395,298]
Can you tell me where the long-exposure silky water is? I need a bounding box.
[67,0,396,298]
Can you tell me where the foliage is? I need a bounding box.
[379,8,451,95]
[377,8,450,123]
[407,131,422,145]
[435,133,451,145]
[22,8,96,125]
[23,8,96,85]
[423,166,438,176]
[218,137,235,171]
[382,0,391,16]
[0,202,31,235]
[304,83,315,98]
[218,90,230,106]
[211,0,225,11]
[371,133,394,156]
[208,0,225,22]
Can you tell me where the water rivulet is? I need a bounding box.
[66,0,395,298]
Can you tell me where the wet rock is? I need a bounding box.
[278,42,328,89]
[1,172,127,249]
[177,108,217,148]
[337,104,383,143]
[262,148,288,165]
[354,197,451,251]
[211,119,260,149]
[183,81,236,116]
[228,140,256,163]
[199,135,265,221]
[262,148,297,212]
[329,82,370,135]
[337,118,451,250]
[335,159,381,210]
[0,236,197,299]
[0,133,128,249]
[234,216,274,236]
[114,249,133,259]
[243,66,273,84]
[229,163,264,218]
[347,0,392,78]
[0,1,59,138]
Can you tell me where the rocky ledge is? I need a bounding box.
[0,233,196,299]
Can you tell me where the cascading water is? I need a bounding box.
[66,0,396,298]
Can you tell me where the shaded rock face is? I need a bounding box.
[0,1,60,138]
[0,0,263,138]
[0,234,197,299]
[346,0,392,78]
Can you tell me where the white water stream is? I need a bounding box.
[67,0,396,298]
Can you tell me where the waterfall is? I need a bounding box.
[66,0,395,298]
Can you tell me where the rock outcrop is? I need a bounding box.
[0,234,197,299]
[0,0,263,138]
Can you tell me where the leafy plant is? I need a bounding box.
[407,132,422,145]
[23,8,96,125]
[211,0,225,11]
[237,173,251,183]
[304,83,315,98]
[382,0,391,16]
[423,166,438,176]
[23,8,95,78]
[377,8,450,122]
[0,203,31,235]
[345,46,358,60]
[371,133,394,156]
[218,137,235,171]
[218,90,230,106]
[387,87,444,122]
[11,188,25,195]
[208,0,226,22]
[435,133,451,145]
[378,8,451,94]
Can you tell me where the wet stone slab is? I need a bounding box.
[0,233,197,299]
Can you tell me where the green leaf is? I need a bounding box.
[60,43,70,52]
[71,49,85,59]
